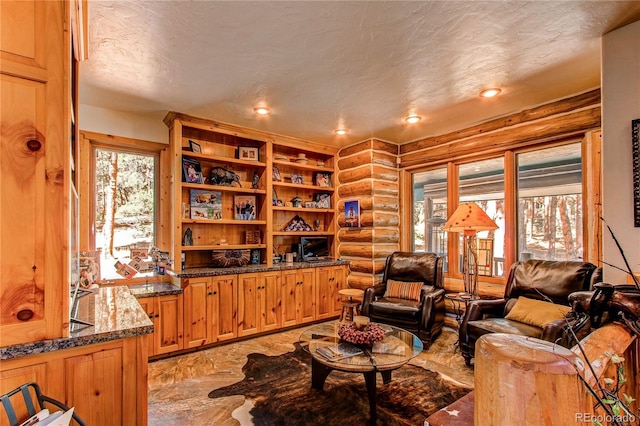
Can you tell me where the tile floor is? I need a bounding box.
[147,324,474,425]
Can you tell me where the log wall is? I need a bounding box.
[337,139,400,289]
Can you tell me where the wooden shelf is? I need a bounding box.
[272,231,334,236]
[182,244,266,251]
[272,182,334,192]
[181,219,267,225]
[181,182,267,195]
[272,207,334,214]
[273,159,334,172]
[182,150,267,168]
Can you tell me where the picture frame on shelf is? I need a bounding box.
[344,199,360,228]
[190,189,222,220]
[291,174,304,185]
[315,193,331,209]
[189,140,202,153]
[182,157,202,183]
[304,201,316,208]
[238,146,259,161]
[234,195,256,220]
[273,166,282,181]
[314,172,331,187]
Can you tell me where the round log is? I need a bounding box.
[346,259,387,274]
[338,180,398,198]
[337,195,398,212]
[475,334,588,426]
[339,138,398,158]
[337,165,398,184]
[360,212,399,228]
[338,244,398,259]
[347,273,383,290]
[337,228,399,243]
[338,151,373,171]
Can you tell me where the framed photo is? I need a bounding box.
[190,189,222,220]
[182,158,202,183]
[273,166,282,181]
[238,146,259,161]
[314,172,331,187]
[304,201,316,208]
[234,195,256,220]
[189,140,202,153]
[344,199,360,227]
[315,193,331,209]
[291,174,304,185]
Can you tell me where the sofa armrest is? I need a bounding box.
[420,287,445,330]
[464,298,507,322]
[361,284,386,316]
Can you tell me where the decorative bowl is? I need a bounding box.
[338,322,386,345]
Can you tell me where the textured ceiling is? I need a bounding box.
[80,1,640,147]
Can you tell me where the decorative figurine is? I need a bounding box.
[251,171,260,189]
[182,228,193,246]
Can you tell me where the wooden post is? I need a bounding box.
[475,334,589,426]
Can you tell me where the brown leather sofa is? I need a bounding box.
[459,259,599,366]
[361,252,445,348]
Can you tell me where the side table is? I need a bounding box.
[338,288,364,322]
[445,293,479,352]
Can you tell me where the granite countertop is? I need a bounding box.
[0,286,153,360]
[127,282,183,298]
[171,259,350,278]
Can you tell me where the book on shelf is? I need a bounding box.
[190,189,222,220]
[316,343,363,361]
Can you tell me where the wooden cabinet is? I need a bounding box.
[237,271,282,337]
[164,112,269,270]
[164,112,340,271]
[271,143,337,261]
[316,265,347,319]
[183,277,214,348]
[0,337,147,426]
[212,275,237,341]
[281,268,316,327]
[0,0,70,345]
[138,295,183,355]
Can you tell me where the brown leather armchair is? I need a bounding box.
[459,259,598,366]
[361,252,445,348]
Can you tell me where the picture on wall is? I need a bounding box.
[344,199,360,227]
[234,195,256,220]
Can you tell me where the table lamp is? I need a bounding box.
[443,203,498,298]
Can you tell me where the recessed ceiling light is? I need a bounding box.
[334,129,348,135]
[253,107,271,115]
[480,88,501,98]
[405,115,422,124]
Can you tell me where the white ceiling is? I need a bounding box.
[80,1,640,148]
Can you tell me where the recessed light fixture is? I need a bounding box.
[334,129,348,135]
[253,107,271,115]
[479,88,501,98]
[405,115,422,124]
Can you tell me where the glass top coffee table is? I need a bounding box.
[299,321,423,424]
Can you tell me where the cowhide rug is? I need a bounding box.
[208,343,471,425]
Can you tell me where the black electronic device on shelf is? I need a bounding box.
[299,236,330,261]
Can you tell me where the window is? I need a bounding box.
[410,141,586,280]
[517,143,583,261]
[458,158,506,277]
[412,167,448,269]
[93,147,158,280]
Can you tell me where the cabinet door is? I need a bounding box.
[315,267,333,320]
[298,268,316,323]
[281,269,299,327]
[64,347,124,426]
[260,270,281,332]
[213,276,237,341]
[237,273,259,337]
[136,297,156,355]
[183,277,213,348]
[155,294,183,355]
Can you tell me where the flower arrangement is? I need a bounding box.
[338,322,385,345]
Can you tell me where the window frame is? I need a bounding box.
[405,136,600,286]
[79,131,170,284]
